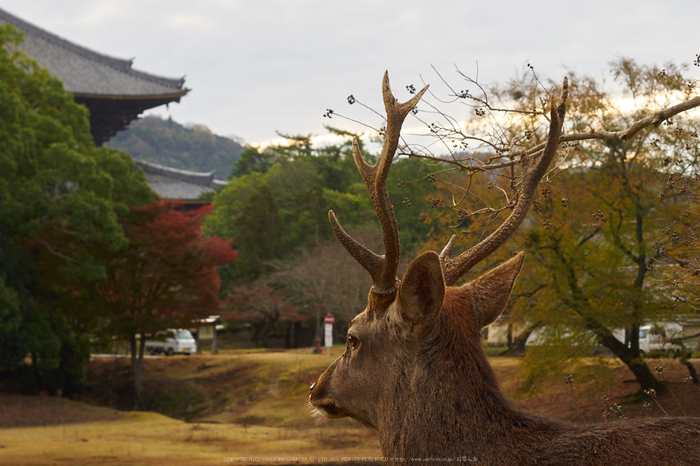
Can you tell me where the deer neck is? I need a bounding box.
[377,289,559,461]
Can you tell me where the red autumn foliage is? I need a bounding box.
[100,199,238,405]
[99,199,238,337]
[102,200,238,406]
[28,198,237,405]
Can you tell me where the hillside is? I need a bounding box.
[105,116,245,178]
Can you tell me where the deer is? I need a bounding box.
[308,72,700,465]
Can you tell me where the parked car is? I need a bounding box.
[637,323,688,355]
[145,329,197,356]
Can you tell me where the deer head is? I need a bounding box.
[309,72,568,455]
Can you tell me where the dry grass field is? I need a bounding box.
[1,348,699,465]
[0,411,381,465]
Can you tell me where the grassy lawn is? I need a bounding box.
[1,347,699,465]
[1,347,382,465]
[0,411,381,465]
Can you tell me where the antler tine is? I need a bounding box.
[330,72,429,300]
[439,235,458,263]
[328,209,385,282]
[441,77,569,286]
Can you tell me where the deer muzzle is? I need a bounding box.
[308,370,347,419]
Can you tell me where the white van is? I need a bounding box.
[145,329,197,356]
[638,323,685,355]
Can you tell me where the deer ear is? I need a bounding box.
[398,251,445,330]
[465,252,525,329]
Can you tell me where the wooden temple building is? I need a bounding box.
[0,9,227,204]
[0,8,189,146]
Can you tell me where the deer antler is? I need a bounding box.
[440,77,569,286]
[329,72,429,309]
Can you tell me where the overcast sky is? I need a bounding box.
[2,1,698,147]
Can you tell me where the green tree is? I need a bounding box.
[400,60,700,392]
[0,233,30,368]
[0,23,155,395]
[209,128,443,289]
[511,62,699,392]
[208,131,375,286]
[517,166,682,392]
[207,173,285,284]
[230,146,274,178]
[228,184,286,282]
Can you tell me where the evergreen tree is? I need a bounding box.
[0,24,154,394]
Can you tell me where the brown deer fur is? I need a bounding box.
[309,73,700,465]
[310,252,700,465]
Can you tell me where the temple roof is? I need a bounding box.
[0,8,189,145]
[134,160,226,202]
[0,8,188,99]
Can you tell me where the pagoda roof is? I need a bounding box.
[135,160,226,202]
[0,8,188,100]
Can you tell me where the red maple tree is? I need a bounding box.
[93,199,237,405]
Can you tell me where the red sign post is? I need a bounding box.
[324,314,334,350]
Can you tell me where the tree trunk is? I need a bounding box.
[685,360,699,385]
[679,349,700,384]
[508,330,531,355]
[600,333,661,391]
[626,358,662,392]
[31,352,43,392]
[254,315,277,348]
[130,333,146,409]
[285,321,301,348]
[257,320,272,347]
[500,321,541,356]
[671,341,699,385]
[195,329,202,355]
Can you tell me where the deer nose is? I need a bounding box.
[309,382,316,394]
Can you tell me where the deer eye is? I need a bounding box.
[346,335,359,351]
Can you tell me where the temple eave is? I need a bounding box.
[74,95,186,146]
[71,91,189,101]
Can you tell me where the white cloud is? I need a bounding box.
[2,0,698,148]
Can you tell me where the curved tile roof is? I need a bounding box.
[0,8,188,98]
[134,160,225,201]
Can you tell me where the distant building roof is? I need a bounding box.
[135,160,226,202]
[0,8,189,145]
